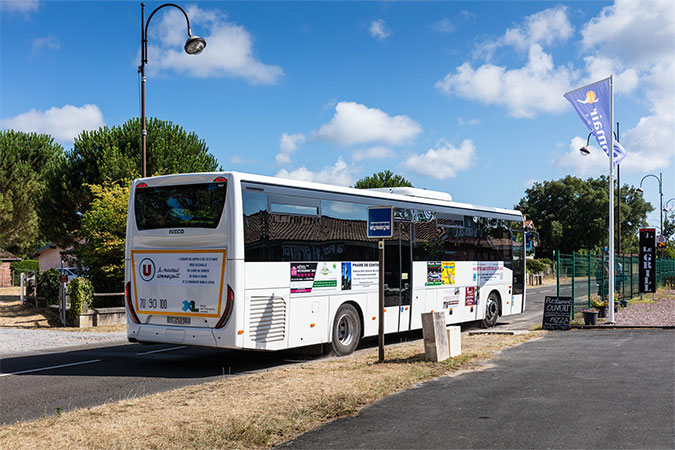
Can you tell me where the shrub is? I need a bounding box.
[526,258,551,274]
[38,268,61,305]
[10,260,39,272]
[68,277,94,324]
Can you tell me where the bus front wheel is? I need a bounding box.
[481,292,500,328]
[331,303,361,356]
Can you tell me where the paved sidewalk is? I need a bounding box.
[282,329,675,449]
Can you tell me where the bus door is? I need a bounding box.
[384,222,412,332]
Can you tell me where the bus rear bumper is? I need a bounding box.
[127,323,218,347]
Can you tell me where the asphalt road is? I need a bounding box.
[282,329,675,449]
[1,285,554,424]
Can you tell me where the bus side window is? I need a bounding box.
[243,190,269,261]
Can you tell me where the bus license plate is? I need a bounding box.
[167,316,190,325]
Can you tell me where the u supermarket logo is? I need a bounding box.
[576,90,599,104]
[139,258,156,281]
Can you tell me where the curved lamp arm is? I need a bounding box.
[143,3,203,64]
[638,173,662,191]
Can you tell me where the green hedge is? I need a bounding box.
[10,260,39,272]
[38,268,60,305]
[68,277,94,324]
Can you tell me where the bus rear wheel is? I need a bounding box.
[481,292,500,328]
[331,304,361,356]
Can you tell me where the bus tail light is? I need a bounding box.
[215,284,235,329]
[125,281,141,324]
[213,176,226,182]
[136,182,148,188]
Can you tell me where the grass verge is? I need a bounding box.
[0,331,543,449]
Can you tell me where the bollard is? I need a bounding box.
[447,326,461,357]
[20,273,25,304]
[421,311,450,362]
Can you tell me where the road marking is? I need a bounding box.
[136,345,187,356]
[0,359,103,377]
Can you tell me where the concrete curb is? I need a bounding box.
[468,330,530,336]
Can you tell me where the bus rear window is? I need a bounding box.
[135,182,226,230]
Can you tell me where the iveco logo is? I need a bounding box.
[168,229,185,235]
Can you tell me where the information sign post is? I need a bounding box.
[368,206,393,362]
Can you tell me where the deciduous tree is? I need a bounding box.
[353,170,413,189]
[0,131,63,257]
[517,176,652,257]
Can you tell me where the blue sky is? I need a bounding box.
[1,0,674,229]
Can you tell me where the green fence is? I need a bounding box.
[554,251,675,317]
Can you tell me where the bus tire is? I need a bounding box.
[331,303,361,356]
[481,291,500,328]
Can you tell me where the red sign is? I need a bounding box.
[59,275,69,283]
[465,287,476,306]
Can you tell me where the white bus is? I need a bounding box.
[125,171,525,355]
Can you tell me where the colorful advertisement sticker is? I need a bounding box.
[427,262,442,285]
[465,286,476,306]
[442,262,456,285]
[341,262,352,290]
[290,263,317,293]
[312,262,339,291]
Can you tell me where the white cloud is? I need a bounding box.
[369,19,392,41]
[276,157,356,187]
[401,139,476,179]
[0,1,39,13]
[555,136,609,175]
[0,104,104,143]
[33,34,60,52]
[149,6,283,84]
[229,155,254,164]
[436,6,578,118]
[313,102,422,146]
[458,117,480,126]
[352,146,395,161]
[436,44,575,118]
[582,56,638,95]
[276,132,306,164]
[579,0,675,172]
[524,178,539,189]
[581,0,675,69]
[475,5,572,60]
[431,18,454,34]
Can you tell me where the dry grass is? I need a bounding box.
[0,331,543,449]
[0,297,60,328]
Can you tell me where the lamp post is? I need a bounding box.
[139,2,206,178]
[637,172,663,253]
[579,123,622,255]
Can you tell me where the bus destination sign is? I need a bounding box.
[367,206,394,239]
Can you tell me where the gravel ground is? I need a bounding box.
[0,328,127,357]
[600,295,675,326]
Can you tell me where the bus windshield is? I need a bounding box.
[134,182,226,230]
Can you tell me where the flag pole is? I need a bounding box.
[608,75,615,323]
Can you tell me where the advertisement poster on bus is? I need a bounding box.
[465,286,476,306]
[131,249,226,317]
[442,287,461,308]
[442,262,456,285]
[478,261,504,282]
[427,262,442,285]
[292,261,378,294]
[427,261,456,286]
[350,262,379,290]
[290,263,317,293]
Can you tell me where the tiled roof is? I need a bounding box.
[0,248,20,261]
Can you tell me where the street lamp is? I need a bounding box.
[139,2,206,178]
[580,125,623,254]
[663,198,675,212]
[637,172,663,242]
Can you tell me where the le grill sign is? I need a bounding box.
[639,228,656,293]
